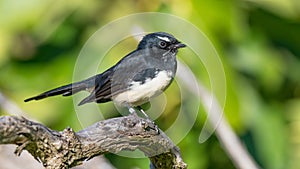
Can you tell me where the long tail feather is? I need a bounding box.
[24,82,87,102]
[24,70,112,105]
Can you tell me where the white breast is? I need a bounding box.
[113,70,173,106]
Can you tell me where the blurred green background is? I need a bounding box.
[1,0,300,169]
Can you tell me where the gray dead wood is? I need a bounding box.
[0,113,187,169]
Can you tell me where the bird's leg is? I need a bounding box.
[125,105,149,118]
[127,106,137,114]
[137,106,149,118]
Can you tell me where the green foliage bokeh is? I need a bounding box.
[0,0,299,169]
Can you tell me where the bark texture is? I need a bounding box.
[0,113,186,169]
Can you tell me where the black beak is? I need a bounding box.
[174,42,186,49]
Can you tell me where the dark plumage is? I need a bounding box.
[25,32,186,110]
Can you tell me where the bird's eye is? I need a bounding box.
[159,41,167,48]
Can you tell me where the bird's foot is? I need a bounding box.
[127,106,159,134]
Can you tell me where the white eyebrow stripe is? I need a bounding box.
[156,36,171,42]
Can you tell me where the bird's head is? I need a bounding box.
[137,32,186,53]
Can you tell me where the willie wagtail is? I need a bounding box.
[25,32,186,116]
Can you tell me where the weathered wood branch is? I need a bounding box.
[0,113,187,169]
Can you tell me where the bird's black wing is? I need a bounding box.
[79,50,151,105]
[76,71,111,105]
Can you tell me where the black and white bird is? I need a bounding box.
[25,32,186,117]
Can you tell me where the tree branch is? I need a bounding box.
[0,113,187,169]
